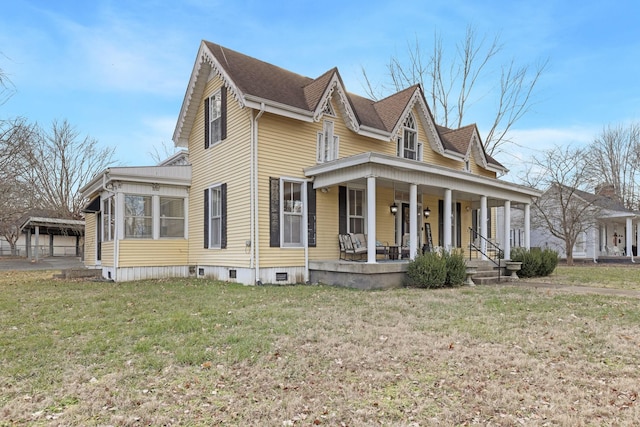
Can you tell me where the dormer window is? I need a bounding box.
[397,114,422,161]
[317,120,339,163]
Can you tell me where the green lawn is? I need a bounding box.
[1,268,639,425]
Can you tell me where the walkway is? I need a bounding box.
[0,256,84,271]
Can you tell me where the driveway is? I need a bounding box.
[0,256,84,271]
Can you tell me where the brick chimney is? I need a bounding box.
[595,183,617,198]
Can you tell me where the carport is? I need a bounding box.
[19,214,85,262]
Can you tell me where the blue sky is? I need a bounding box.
[1,0,640,179]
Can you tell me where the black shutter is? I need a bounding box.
[456,202,462,247]
[438,199,444,246]
[269,177,280,247]
[204,189,209,248]
[221,183,227,249]
[307,182,316,247]
[220,86,227,141]
[338,186,347,234]
[204,97,210,149]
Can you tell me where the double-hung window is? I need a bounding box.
[160,197,185,238]
[209,186,222,247]
[124,195,152,238]
[397,114,423,161]
[316,120,339,163]
[204,87,227,149]
[348,188,365,234]
[282,180,304,247]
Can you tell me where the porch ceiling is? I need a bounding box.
[304,152,540,204]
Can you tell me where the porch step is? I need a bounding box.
[466,259,504,285]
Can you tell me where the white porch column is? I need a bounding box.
[480,195,488,260]
[503,200,511,260]
[443,189,452,250]
[626,217,633,259]
[524,203,531,250]
[367,176,377,264]
[34,225,40,262]
[409,184,418,259]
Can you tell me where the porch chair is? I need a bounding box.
[339,234,367,260]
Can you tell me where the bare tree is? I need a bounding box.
[0,56,15,106]
[0,118,38,254]
[149,140,180,164]
[584,122,640,210]
[25,119,116,218]
[362,25,547,156]
[523,144,597,265]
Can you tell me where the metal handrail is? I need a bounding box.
[468,227,503,281]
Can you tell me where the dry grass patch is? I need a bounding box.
[1,273,639,425]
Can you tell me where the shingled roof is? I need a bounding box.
[437,124,506,170]
[174,41,506,173]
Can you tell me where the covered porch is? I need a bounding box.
[596,214,639,261]
[305,152,541,287]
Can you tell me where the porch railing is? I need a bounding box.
[468,227,503,280]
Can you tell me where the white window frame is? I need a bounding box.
[397,114,418,160]
[159,197,186,238]
[209,89,223,146]
[102,197,115,241]
[348,187,366,234]
[124,194,153,239]
[208,185,223,248]
[280,178,306,248]
[316,120,339,163]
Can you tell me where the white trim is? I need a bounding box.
[279,177,307,248]
[207,184,224,249]
[305,151,541,201]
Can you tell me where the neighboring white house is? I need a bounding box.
[509,184,639,262]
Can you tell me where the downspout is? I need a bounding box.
[100,172,118,279]
[253,103,265,284]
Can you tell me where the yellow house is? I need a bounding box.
[81,40,540,288]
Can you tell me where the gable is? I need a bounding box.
[172,40,506,176]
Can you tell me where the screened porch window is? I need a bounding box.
[125,195,152,238]
[160,197,185,238]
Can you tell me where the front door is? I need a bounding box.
[401,203,421,247]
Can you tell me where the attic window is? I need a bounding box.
[465,158,471,172]
[322,102,335,116]
[397,113,419,160]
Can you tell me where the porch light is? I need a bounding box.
[390,203,398,215]
[423,207,431,218]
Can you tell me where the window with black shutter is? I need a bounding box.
[269,177,280,247]
[307,182,316,247]
[204,87,227,149]
[205,183,227,249]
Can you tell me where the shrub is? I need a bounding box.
[405,252,447,288]
[510,247,558,278]
[538,248,559,276]
[442,249,466,287]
